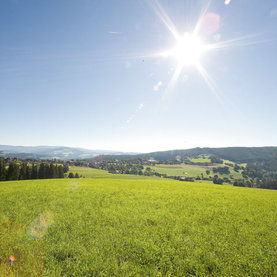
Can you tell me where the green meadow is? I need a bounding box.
[68,166,158,180]
[0,178,276,276]
[146,164,243,179]
[189,158,211,163]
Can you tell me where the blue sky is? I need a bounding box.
[1,0,277,152]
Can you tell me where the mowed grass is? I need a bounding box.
[0,179,277,276]
[68,166,158,180]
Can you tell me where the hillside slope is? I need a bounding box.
[0,178,276,276]
[0,145,128,160]
[104,146,277,163]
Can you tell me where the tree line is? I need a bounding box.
[0,159,66,181]
[234,161,277,190]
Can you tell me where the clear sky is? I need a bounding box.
[1,0,277,153]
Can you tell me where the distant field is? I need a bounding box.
[146,164,243,179]
[147,164,205,177]
[69,166,158,180]
[0,178,276,276]
[190,157,211,163]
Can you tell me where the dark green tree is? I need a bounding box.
[19,163,27,180]
[54,165,58,178]
[25,165,30,179]
[31,163,38,179]
[63,165,69,173]
[0,158,6,181]
[7,162,20,180]
[58,165,64,178]
[45,163,50,179]
[39,163,45,179]
[49,163,55,178]
[213,175,223,184]
[68,172,74,178]
[210,155,223,164]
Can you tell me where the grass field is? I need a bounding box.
[68,166,158,180]
[190,158,211,163]
[0,178,276,276]
[146,164,243,179]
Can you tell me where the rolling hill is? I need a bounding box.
[1,145,277,164]
[103,146,277,163]
[0,145,131,160]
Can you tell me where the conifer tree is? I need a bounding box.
[25,165,30,179]
[39,163,45,179]
[31,163,38,179]
[45,163,50,178]
[19,163,27,180]
[58,165,64,178]
[54,165,58,178]
[7,162,20,180]
[49,163,55,178]
[0,158,6,181]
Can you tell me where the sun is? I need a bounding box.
[165,32,209,67]
[157,31,213,89]
[149,0,262,97]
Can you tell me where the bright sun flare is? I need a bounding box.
[166,32,209,67]
[150,0,262,98]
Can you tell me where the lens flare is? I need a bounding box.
[29,211,54,239]
[224,0,231,5]
[8,255,16,263]
[148,0,268,98]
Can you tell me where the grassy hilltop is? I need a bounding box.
[0,177,277,276]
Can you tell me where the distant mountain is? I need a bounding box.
[2,145,277,163]
[103,147,277,163]
[0,145,134,160]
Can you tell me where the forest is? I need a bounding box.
[0,158,66,181]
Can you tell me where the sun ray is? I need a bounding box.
[195,63,219,100]
[168,62,184,90]
[192,0,211,37]
[195,62,243,121]
[148,1,272,91]
[147,0,179,40]
[142,0,274,109]
[208,34,273,51]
